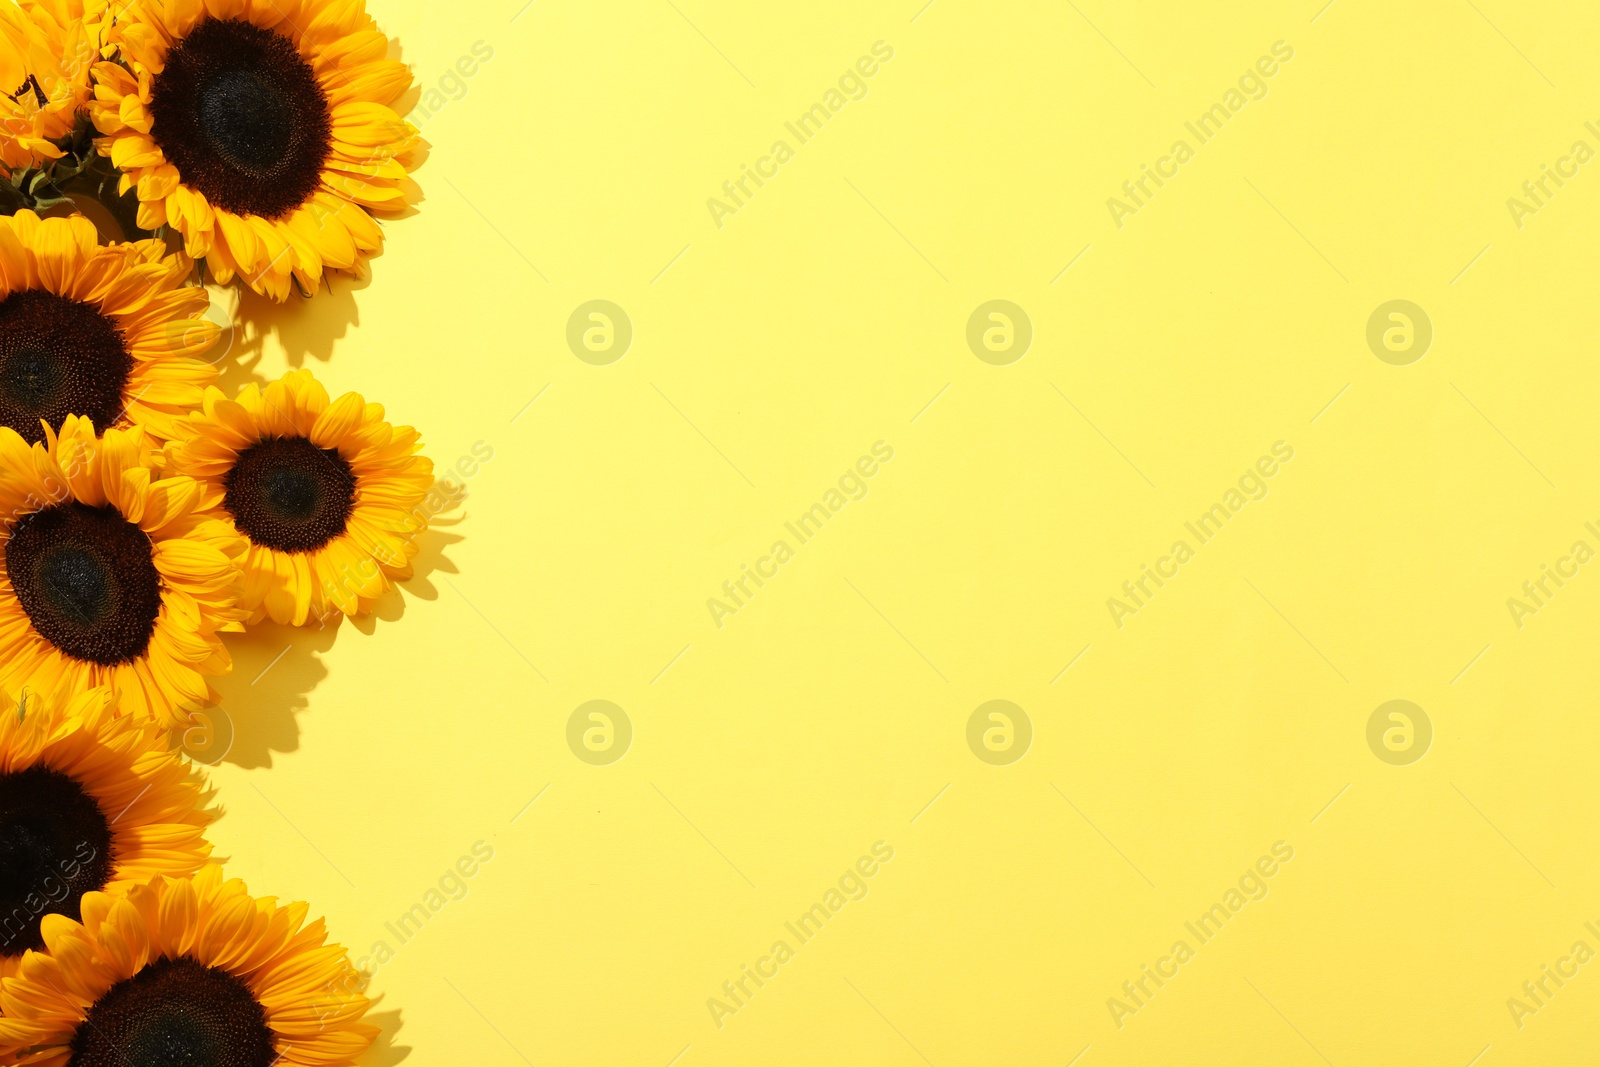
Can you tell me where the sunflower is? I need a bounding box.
[0,0,105,173]
[0,415,246,725]
[0,679,213,980]
[0,209,220,445]
[89,0,417,300]
[0,865,376,1067]
[165,369,431,626]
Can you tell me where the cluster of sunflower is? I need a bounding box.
[0,0,428,1063]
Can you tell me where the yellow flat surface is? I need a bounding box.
[200,0,1600,1063]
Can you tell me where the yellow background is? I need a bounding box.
[197,0,1600,1063]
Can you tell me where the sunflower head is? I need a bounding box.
[0,0,106,173]
[0,208,221,445]
[0,866,377,1067]
[0,415,246,725]
[166,369,433,626]
[0,677,213,980]
[90,0,419,300]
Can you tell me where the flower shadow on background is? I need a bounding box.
[206,620,333,769]
[198,523,461,767]
[224,275,365,385]
[220,161,425,383]
[386,36,430,203]
[354,520,462,632]
[359,1008,411,1067]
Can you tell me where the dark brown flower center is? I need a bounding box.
[71,956,276,1067]
[0,290,133,445]
[224,436,355,552]
[0,766,114,955]
[5,502,163,665]
[148,17,332,220]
